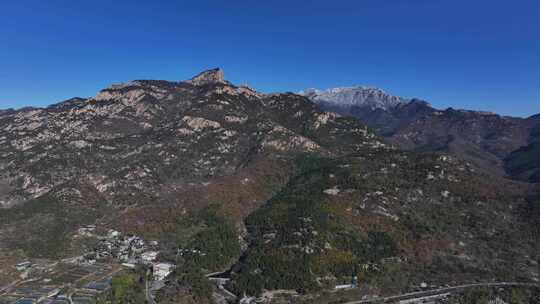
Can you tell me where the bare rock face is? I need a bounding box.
[0,69,378,212]
[187,68,226,86]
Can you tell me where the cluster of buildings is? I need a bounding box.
[3,226,178,304]
[75,225,175,282]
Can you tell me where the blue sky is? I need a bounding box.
[1,0,539,117]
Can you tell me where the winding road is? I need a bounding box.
[344,282,539,304]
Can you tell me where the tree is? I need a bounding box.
[107,271,146,304]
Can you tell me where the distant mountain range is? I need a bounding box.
[301,86,540,181]
[300,87,407,112]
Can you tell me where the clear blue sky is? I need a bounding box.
[1,0,539,117]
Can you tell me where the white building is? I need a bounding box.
[78,225,96,237]
[15,261,32,271]
[108,229,121,238]
[122,263,136,269]
[334,284,355,290]
[153,263,175,281]
[141,251,159,263]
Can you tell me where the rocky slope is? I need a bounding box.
[0,69,381,257]
[302,87,539,177]
[505,115,540,182]
[0,70,379,208]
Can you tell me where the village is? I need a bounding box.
[0,225,175,304]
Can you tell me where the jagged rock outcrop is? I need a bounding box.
[187,68,226,86]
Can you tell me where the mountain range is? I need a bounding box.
[301,86,540,181]
[0,69,539,303]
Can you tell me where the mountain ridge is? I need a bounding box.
[300,86,410,111]
[302,85,540,180]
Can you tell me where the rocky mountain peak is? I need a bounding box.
[187,68,226,86]
[300,86,408,111]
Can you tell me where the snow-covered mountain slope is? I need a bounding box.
[300,86,408,111]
